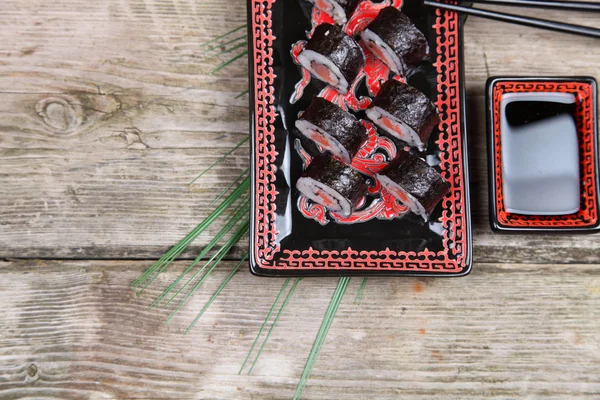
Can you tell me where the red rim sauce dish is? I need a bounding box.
[486,76,600,233]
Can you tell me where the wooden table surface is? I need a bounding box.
[1,1,599,398]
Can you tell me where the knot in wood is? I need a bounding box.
[36,96,84,134]
[25,363,40,383]
[26,363,37,377]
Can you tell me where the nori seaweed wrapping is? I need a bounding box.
[379,150,450,215]
[302,154,367,209]
[298,97,368,160]
[305,23,365,86]
[371,80,439,143]
[365,7,429,71]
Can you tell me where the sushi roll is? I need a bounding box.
[298,23,365,94]
[295,97,368,163]
[306,0,361,25]
[297,154,367,218]
[366,80,439,151]
[377,150,450,221]
[360,7,429,76]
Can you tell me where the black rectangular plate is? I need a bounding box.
[247,0,472,276]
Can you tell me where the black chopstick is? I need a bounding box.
[424,0,600,39]
[467,0,600,12]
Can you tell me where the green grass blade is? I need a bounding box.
[248,278,302,375]
[134,21,252,328]
[210,51,248,75]
[133,176,249,289]
[166,219,250,322]
[210,168,249,206]
[238,278,291,375]
[293,277,350,400]
[190,136,249,185]
[295,278,349,398]
[235,89,249,99]
[151,198,249,306]
[301,279,346,368]
[293,278,348,399]
[175,221,249,323]
[184,253,249,333]
[163,216,249,312]
[139,201,243,300]
[354,277,368,305]
[133,176,250,290]
[199,24,247,49]
[201,34,247,55]
[148,196,250,307]
[210,41,247,58]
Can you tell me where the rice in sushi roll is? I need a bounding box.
[377,150,450,221]
[306,0,361,25]
[297,154,367,218]
[295,97,368,163]
[360,7,429,76]
[366,80,439,151]
[298,23,365,95]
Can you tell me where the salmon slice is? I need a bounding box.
[315,188,337,208]
[315,0,332,12]
[310,130,331,148]
[311,61,337,86]
[389,186,409,204]
[380,115,402,136]
[367,41,395,71]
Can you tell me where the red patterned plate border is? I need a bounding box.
[248,0,472,275]
[487,77,600,232]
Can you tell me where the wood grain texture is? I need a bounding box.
[0,93,249,259]
[1,1,599,399]
[1,0,600,261]
[0,260,599,399]
[0,0,250,259]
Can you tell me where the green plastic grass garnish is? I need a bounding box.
[239,278,292,375]
[190,136,249,185]
[354,277,368,305]
[201,35,247,56]
[235,89,249,99]
[199,24,247,51]
[133,25,253,333]
[133,131,250,328]
[211,51,248,75]
[133,175,249,294]
[293,277,350,399]
[248,278,302,374]
[148,192,250,308]
[209,41,248,58]
[185,253,249,333]
[210,167,249,206]
[166,218,250,323]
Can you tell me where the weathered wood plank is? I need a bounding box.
[0,260,598,399]
[463,4,600,92]
[0,92,249,150]
[0,0,249,93]
[1,0,600,262]
[0,146,249,259]
[0,0,252,259]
